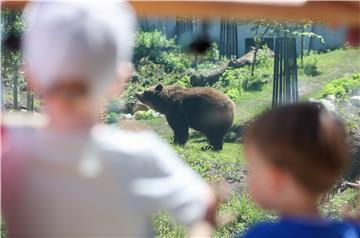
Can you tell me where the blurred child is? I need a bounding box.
[1,2,216,237]
[240,103,360,238]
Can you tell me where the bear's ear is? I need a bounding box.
[155,84,163,92]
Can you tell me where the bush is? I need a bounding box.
[134,30,176,62]
[215,194,274,237]
[322,73,360,98]
[134,109,160,120]
[159,51,192,73]
[102,112,119,124]
[225,88,241,100]
[302,53,321,76]
[255,45,273,69]
[242,73,269,91]
[153,213,186,238]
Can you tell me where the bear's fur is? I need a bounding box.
[136,84,235,150]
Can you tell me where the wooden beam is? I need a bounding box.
[2,0,360,26]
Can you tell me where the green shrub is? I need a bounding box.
[219,68,242,88]
[134,109,160,120]
[322,73,360,98]
[159,51,192,73]
[153,213,186,238]
[302,53,321,76]
[134,30,176,62]
[225,88,241,100]
[255,45,273,69]
[215,194,274,238]
[242,73,269,92]
[102,112,119,124]
[176,75,191,88]
[321,189,360,218]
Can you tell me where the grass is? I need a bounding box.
[2,48,359,238]
[299,48,360,99]
[138,48,360,238]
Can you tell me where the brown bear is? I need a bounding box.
[136,84,235,150]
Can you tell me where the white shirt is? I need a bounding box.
[2,122,210,237]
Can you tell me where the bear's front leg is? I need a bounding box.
[165,108,189,146]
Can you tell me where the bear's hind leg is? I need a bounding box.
[174,128,189,145]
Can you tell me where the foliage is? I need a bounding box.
[242,73,270,91]
[301,51,321,76]
[153,213,187,238]
[214,194,274,238]
[158,51,193,73]
[134,109,160,120]
[225,88,242,100]
[321,189,360,219]
[102,112,119,124]
[322,73,360,98]
[134,30,176,63]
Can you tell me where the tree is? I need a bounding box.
[249,20,271,76]
[248,20,324,76]
[1,9,25,111]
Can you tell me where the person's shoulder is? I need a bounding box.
[2,112,46,147]
[91,124,167,155]
[240,221,281,238]
[336,220,360,237]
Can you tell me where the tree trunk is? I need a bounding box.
[27,89,34,112]
[13,72,18,110]
[251,44,259,77]
[1,76,4,111]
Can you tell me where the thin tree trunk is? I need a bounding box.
[27,90,34,112]
[251,44,259,77]
[300,32,304,68]
[251,25,270,77]
[13,72,18,110]
[1,76,4,111]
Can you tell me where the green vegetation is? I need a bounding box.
[127,32,360,237]
[321,188,360,219]
[2,14,359,236]
[134,109,160,120]
[322,72,360,98]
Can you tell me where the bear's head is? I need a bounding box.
[135,84,168,113]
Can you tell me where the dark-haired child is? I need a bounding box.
[240,103,360,238]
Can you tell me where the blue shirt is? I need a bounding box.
[240,217,360,238]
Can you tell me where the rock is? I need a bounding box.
[132,101,149,113]
[325,94,336,102]
[126,100,149,114]
[119,113,134,120]
[228,50,254,68]
[350,96,360,107]
[190,65,227,87]
[309,98,337,114]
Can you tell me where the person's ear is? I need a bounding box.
[155,84,163,92]
[269,165,286,192]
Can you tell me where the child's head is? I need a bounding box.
[22,1,136,130]
[244,103,348,214]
